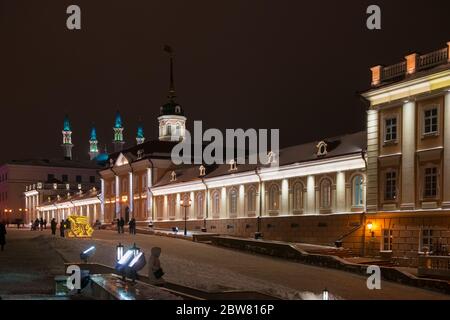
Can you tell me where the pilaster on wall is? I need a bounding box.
[401,101,416,210]
[336,172,346,212]
[443,93,450,208]
[307,175,315,214]
[366,109,379,212]
[281,179,289,215]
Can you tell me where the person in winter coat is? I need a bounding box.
[148,247,165,285]
[60,219,65,237]
[0,221,6,251]
[50,218,57,236]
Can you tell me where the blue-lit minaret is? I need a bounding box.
[61,114,73,160]
[89,125,99,160]
[113,111,125,152]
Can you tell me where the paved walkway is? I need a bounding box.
[1,228,450,300]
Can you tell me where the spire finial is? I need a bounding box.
[164,45,176,101]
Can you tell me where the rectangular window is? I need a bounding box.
[384,117,397,142]
[421,229,434,253]
[424,108,438,135]
[76,175,82,183]
[47,174,55,182]
[89,176,95,183]
[382,229,393,251]
[424,167,437,198]
[385,171,397,201]
[62,175,68,183]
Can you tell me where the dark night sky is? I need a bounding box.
[0,0,449,163]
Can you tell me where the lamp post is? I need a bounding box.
[180,197,192,236]
[131,242,140,257]
[116,243,124,261]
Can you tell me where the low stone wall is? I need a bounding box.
[153,212,450,267]
[210,236,450,295]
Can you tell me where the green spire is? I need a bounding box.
[63,114,71,131]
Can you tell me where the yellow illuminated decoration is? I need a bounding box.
[67,215,94,238]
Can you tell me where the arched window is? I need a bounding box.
[212,191,220,216]
[176,123,181,137]
[292,182,303,211]
[166,124,172,136]
[247,186,256,213]
[268,184,279,211]
[352,175,364,206]
[168,195,176,218]
[156,197,164,219]
[229,188,238,215]
[196,192,204,218]
[320,179,331,209]
[182,193,190,218]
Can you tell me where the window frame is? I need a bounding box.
[352,175,364,207]
[384,170,397,201]
[229,188,238,215]
[384,116,398,144]
[423,166,438,199]
[268,184,280,211]
[292,182,303,213]
[381,229,393,252]
[422,105,439,136]
[320,178,332,209]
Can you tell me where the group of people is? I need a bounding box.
[116,217,137,234]
[31,217,47,231]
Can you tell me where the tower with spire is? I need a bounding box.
[113,111,125,152]
[158,45,187,142]
[89,125,99,160]
[136,121,145,145]
[61,114,74,160]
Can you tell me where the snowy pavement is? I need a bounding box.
[1,228,450,300]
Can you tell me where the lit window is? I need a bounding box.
[421,229,434,253]
[382,229,393,251]
[196,193,204,218]
[320,179,331,209]
[269,184,279,211]
[385,171,397,201]
[353,176,364,206]
[168,195,176,218]
[292,183,303,211]
[385,117,397,142]
[424,108,438,135]
[229,188,238,214]
[247,187,256,212]
[212,191,220,216]
[424,167,438,198]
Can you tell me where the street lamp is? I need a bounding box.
[116,243,124,261]
[180,198,192,236]
[322,288,329,300]
[131,242,140,257]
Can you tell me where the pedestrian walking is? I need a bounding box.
[39,217,44,231]
[0,221,6,251]
[60,219,65,237]
[50,218,57,236]
[43,219,47,229]
[119,217,125,234]
[129,217,136,235]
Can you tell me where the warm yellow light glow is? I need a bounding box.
[367,222,373,231]
[121,196,128,202]
[67,216,94,238]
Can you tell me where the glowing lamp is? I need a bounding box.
[323,288,329,300]
[115,250,135,276]
[367,222,373,231]
[80,246,96,263]
[130,243,140,257]
[116,243,124,261]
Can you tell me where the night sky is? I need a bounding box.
[0,0,449,163]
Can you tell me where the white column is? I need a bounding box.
[190,191,195,219]
[86,205,90,222]
[147,169,152,220]
[336,171,346,212]
[239,185,245,217]
[115,175,120,218]
[281,179,289,215]
[221,187,227,218]
[307,175,315,214]
[443,92,450,208]
[100,178,105,222]
[163,195,168,220]
[129,172,133,217]
[401,101,416,210]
